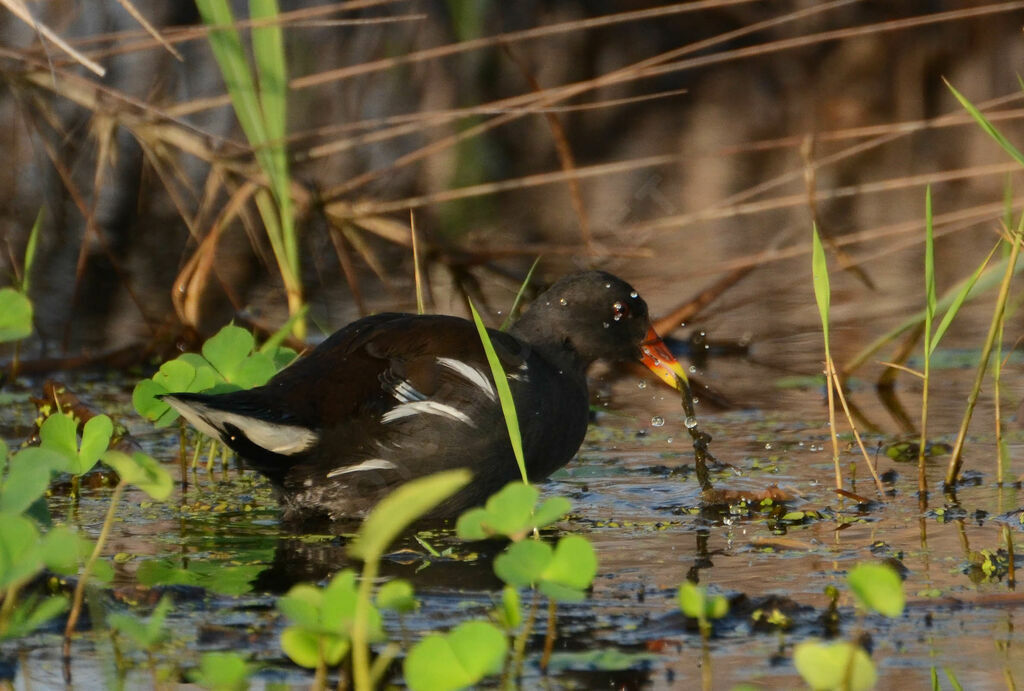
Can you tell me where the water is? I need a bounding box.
[1,343,1023,688]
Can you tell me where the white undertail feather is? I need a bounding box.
[163,396,319,456]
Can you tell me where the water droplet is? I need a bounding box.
[651,416,665,427]
[604,282,611,289]
[764,442,773,450]
[666,437,674,444]
[684,416,698,429]
[612,301,624,320]
[688,365,697,374]
[629,290,638,298]
[559,297,568,306]
[602,322,610,328]
[637,381,647,389]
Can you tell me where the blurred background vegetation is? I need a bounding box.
[0,0,1021,367]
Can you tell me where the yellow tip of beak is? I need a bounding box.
[640,327,688,391]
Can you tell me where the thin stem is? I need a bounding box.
[512,591,539,682]
[828,362,885,494]
[368,642,401,687]
[540,599,557,672]
[63,479,127,673]
[351,558,378,691]
[946,229,1023,486]
[824,359,842,491]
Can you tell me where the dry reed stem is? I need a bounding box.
[829,364,887,495]
[0,0,105,75]
[501,44,592,251]
[320,0,855,199]
[327,225,368,316]
[112,0,183,61]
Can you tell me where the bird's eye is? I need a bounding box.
[612,301,629,321]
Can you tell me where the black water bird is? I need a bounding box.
[163,271,687,520]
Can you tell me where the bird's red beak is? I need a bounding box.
[640,327,689,391]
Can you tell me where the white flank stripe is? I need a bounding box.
[163,397,319,456]
[326,458,398,478]
[437,357,496,401]
[381,400,476,427]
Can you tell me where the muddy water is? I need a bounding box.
[2,325,1024,689]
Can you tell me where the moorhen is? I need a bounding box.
[163,271,687,520]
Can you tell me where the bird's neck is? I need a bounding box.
[509,317,589,376]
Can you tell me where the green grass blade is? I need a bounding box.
[21,207,43,295]
[946,79,1024,166]
[500,256,541,331]
[929,240,1000,356]
[468,299,528,484]
[249,0,295,270]
[195,1,270,155]
[811,224,831,358]
[923,186,935,346]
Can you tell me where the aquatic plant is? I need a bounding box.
[811,225,884,494]
[188,651,255,691]
[941,82,1024,488]
[678,581,728,690]
[794,562,904,691]
[275,470,471,691]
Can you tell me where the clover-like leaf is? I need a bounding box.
[134,358,218,427]
[456,482,569,542]
[0,448,57,514]
[377,579,417,613]
[277,584,323,630]
[202,325,255,383]
[0,515,42,589]
[39,526,81,575]
[493,539,552,587]
[793,640,877,691]
[0,287,33,342]
[847,562,905,618]
[540,535,597,591]
[281,627,349,668]
[189,651,253,691]
[403,621,507,691]
[102,451,173,500]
